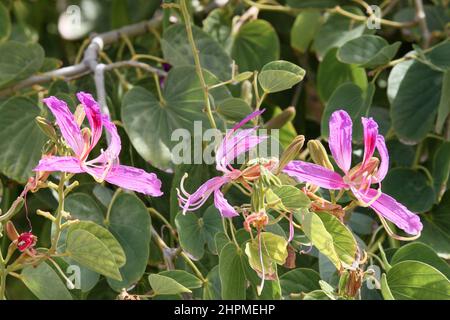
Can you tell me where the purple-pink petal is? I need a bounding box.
[375,135,389,182]
[43,96,84,156]
[231,109,264,132]
[103,165,163,196]
[88,115,122,165]
[34,156,83,173]
[180,176,229,214]
[214,189,239,217]
[361,117,378,166]
[216,128,267,172]
[76,92,103,151]
[283,160,348,190]
[329,110,353,173]
[355,188,422,235]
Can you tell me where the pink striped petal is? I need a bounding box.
[76,92,103,150]
[329,110,353,173]
[214,189,239,217]
[216,128,267,172]
[88,115,122,165]
[179,176,229,214]
[283,160,347,190]
[356,188,422,235]
[375,135,389,181]
[231,109,264,132]
[104,165,163,196]
[361,117,378,166]
[43,96,84,156]
[33,156,83,173]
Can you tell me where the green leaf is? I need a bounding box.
[386,261,450,300]
[433,141,450,200]
[21,262,73,300]
[316,212,357,266]
[216,97,252,122]
[245,232,288,278]
[0,41,44,89]
[302,211,341,269]
[111,0,129,29]
[426,40,450,71]
[219,243,247,299]
[202,8,232,47]
[203,265,222,300]
[68,221,126,268]
[291,10,322,53]
[337,35,400,68]
[302,290,331,300]
[389,60,443,143]
[267,185,311,211]
[313,7,366,59]
[258,60,305,93]
[159,270,203,289]
[436,71,450,133]
[66,229,122,281]
[175,205,223,260]
[0,97,46,183]
[106,193,151,291]
[121,66,230,170]
[161,24,232,81]
[391,242,450,278]
[280,268,321,298]
[419,190,450,259]
[382,168,435,213]
[0,3,11,42]
[317,48,367,103]
[231,20,280,72]
[148,274,192,296]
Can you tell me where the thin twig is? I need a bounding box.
[414,0,431,48]
[0,12,162,97]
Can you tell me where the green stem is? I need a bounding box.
[0,251,6,300]
[180,252,207,283]
[49,173,66,254]
[105,188,122,225]
[148,207,177,238]
[180,0,217,129]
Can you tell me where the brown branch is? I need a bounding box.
[0,12,162,97]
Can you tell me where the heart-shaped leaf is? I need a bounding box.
[231,20,280,72]
[0,97,46,183]
[148,274,191,296]
[258,60,306,93]
[338,35,401,68]
[121,66,230,170]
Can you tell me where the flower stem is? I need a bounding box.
[180,0,217,129]
[49,173,66,254]
[0,251,6,300]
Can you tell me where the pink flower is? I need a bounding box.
[283,110,422,235]
[34,92,163,197]
[17,232,37,252]
[177,110,268,217]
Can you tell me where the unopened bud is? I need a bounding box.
[277,135,305,173]
[241,80,253,106]
[308,140,334,171]
[264,106,296,130]
[74,104,86,127]
[35,116,57,141]
[6,221,19,241]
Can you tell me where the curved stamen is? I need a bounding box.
[377,213,421,241]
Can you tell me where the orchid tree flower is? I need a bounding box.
[34,92,163,197]
[283,110,422,236]
[178,110,271,217]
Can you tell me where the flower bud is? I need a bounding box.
[307,140,334,171]
[35,116,58,141]
[264,106,296,130]
[277,135,305,173]
[241,80,253,106]
[5,221,19,241]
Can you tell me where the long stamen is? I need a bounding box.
[377,213,421,241]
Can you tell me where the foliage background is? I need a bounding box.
[0,0,449,300]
